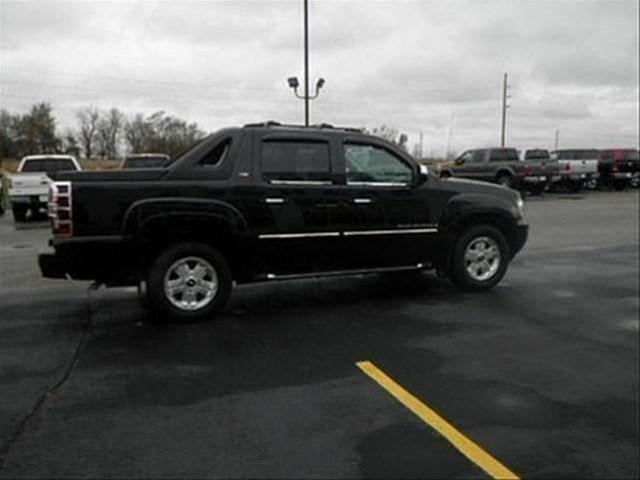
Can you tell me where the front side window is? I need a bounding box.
[345,143,413,185]
[261,140,330,183]
[471,150,486,163]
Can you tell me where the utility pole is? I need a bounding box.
[501,73,510,147]
[419,132,424,159]
[554,129,559,150]
[303,0,309,126]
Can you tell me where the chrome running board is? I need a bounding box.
[263,263,431,281]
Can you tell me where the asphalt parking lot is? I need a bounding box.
[0,190,638,479]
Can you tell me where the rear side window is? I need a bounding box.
[490,149,518,162]
[201,138,232,166]
[261,140,331,183]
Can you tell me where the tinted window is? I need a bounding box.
[262,140,330,182]
[201,138,231,166]
[345,143,413,185]
[490,149,518,162]
[524,149,550,160]
[21,159,76,173]
[621,150,639,161]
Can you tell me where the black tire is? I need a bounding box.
[613,180,627,191]
[496,173,513,188]
[146,242,232,323]
[450,225,510,292]
[12,205,27,222]
[440,170,452,179]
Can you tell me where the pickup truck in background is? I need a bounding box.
[440,147,550,191]
[39,122,528,322]
[517,148,560,194]
[550,149,600,192]
[598,149,639,190]
[121,153,171,169]
[8,155,82,221]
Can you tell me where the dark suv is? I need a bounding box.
[40,122,528,322]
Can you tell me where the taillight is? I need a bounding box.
[524,165,533,177]
[565,163,572,172]
[48,181,73,236]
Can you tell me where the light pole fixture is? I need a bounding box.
[287,0,325,127]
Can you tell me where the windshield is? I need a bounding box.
[21,159,76,173]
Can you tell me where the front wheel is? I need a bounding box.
[147,242,232,323]
[450,225,510,291]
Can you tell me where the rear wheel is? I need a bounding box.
[450,225,510,291]
[12,205,27,222]
[147,242,232,323]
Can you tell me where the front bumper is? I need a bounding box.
[523,176,548,184]
[560,172,600,181]
[512,224,529,257]
[611,172,633,180]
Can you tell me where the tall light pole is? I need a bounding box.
[501,73,510,147]
[287,0,325,126]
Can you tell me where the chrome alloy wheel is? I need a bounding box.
[163,256,218,311]
[464,236,501,282]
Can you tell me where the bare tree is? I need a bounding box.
[369,125,409,152]
[76,107,100,159]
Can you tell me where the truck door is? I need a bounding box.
[338,140,440,269]
[250,135,346,275]
[453,149,486,180]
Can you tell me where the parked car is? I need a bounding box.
[517,148,560,194]
[8,155,82,221]
[550,149,600,192]
[440,147,549,190]
[598,149,639,190]
[121,153,171,169]
[39,122,528,322]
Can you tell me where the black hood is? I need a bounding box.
[437,177,520,203]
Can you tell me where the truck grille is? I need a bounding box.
[48,181,73,236]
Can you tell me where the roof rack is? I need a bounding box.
[243,121,363,133]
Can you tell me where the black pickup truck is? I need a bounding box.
[40,122,528,321]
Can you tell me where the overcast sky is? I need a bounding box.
[1,0,638,156]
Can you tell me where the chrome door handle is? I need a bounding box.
[354,198,372,204]
[264,198,285,204]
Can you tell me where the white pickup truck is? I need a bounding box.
[550,149,600,192]
[8,155,82,222]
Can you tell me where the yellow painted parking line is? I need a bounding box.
[356,360,520,480]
